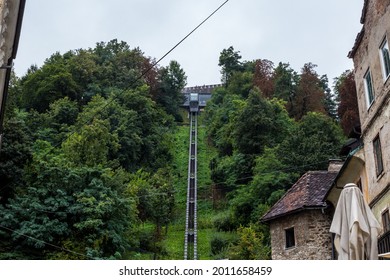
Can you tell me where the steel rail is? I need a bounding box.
[184,112,198,260]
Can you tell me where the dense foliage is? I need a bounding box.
[206,47,346,259]
[334,70,360,135]
[0,41,354,260]
[0,40,185,259]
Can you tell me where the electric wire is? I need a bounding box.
[1,156,347,216]
[0,149,370,258]
[0,1,231,259]
[56,0,230,149]
[3,0,388,258]
[0,225,95,260]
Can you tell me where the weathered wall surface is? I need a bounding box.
[269,210,333,260]
[352,0,390,223]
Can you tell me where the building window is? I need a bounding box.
[285,227,295,249]
[364,69,375,107]
[373,135,384,176]
[380,37,390,80]
[382,209,390,233]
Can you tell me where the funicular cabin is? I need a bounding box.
[189,93,199,113]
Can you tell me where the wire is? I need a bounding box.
[3,191,175,215]
[151,0,230,70]
[0,224,94,260]
[0,0,232,220]
[1,156,344,216]
[201,157,348,189]
[0,151,359,258]
[0,223,161,258]
[58,0,230,148]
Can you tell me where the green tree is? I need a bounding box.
[128,169,174,258]
[62,118,119,167]
[37,97,80,146]
[210,153,254,193]
[278,112,345,174]
[70,168,137,259]
[0,140,138,259]
[1,39,183,260]
[65,49,99,103]
[116,88,174,171]
[234,89,292,155]
[92,40,149,91]
[272,62,299,115]
[227,225,270,260]
[320,74,338,120]
[0,111,33,204]
[19,53,79,112]
[227,71,254,99]
[157,60,187,121]
[219,46,243,85]
[228,148,297,226]
[251,148,297,205]
[205,91,244,157]
[48,97,79,127]
[0,141,77,259]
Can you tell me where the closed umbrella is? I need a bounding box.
[330,183,381,260]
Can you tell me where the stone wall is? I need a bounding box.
[351,0,390,221]
[269,210,333,260]
[0,0,13,124]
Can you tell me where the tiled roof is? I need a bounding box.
[348,0,369,58]
[261,171,338,222]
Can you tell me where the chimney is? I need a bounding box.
[328,159,344,172]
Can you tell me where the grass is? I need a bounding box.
[161,122,189,259]
[163,113,221,259]
[162,223,185,259]
[131,112,237,260]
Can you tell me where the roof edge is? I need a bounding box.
[360,0,369,24]
[348,27,365,59]
[348,0,368,58]
[261,171,337,222]
[261,205,328,223]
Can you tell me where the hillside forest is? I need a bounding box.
[0,41,360,259]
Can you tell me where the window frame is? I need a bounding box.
[379,36,390,81]
[364,69,375,108]
[285,227,296,249]
[373,135,384,177]
[382,209,390,233]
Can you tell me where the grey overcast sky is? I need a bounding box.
[14,0,364,87]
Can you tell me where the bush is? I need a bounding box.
[212,211,238,232]
[210,233,237,258]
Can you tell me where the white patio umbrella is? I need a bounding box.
[330,183,381,260]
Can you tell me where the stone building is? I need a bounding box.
[261,163,341,260]
[0,0,25,150]
[261,0,390,260]
[346,0,390,257]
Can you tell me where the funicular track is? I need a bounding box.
[184,112,198,260]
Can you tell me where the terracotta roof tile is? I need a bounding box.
[261,171,337,222]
